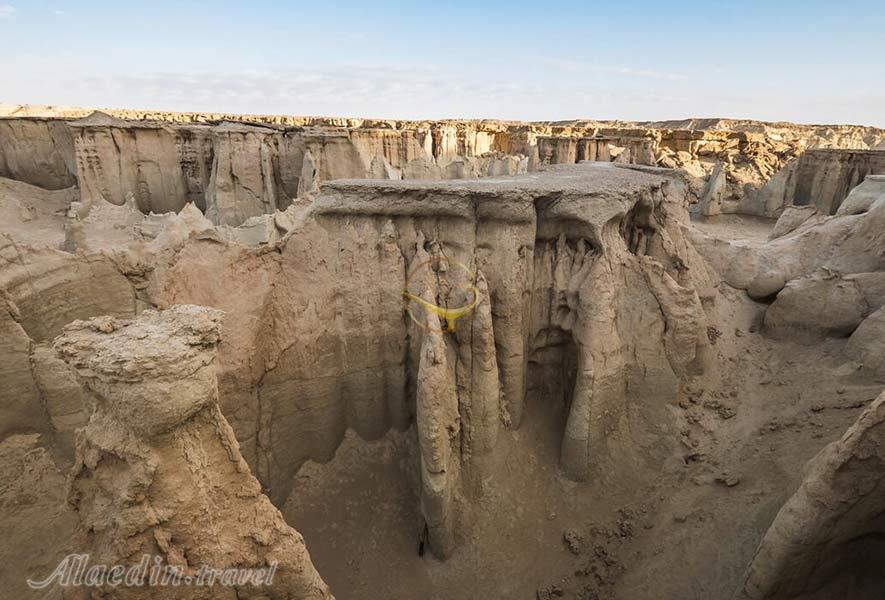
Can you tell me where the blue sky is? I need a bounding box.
[2,0,885,125]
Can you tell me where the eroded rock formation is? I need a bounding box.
[735,390,885,600]
[151,164,714,558]
[0,160,715,562]
[688,173,885,344]
[750,149,885,217]
[54,305,333,600]
[4,108,885,226]
[2,105,885,599]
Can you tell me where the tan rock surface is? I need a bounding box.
[54,306,333,599]
[735,391,885,600]
[5,108,885,227]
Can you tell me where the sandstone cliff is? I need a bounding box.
[5,107,884,226]
[129,163,711,558]
[0,161,714,562]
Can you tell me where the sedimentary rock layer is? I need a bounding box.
[0,117,76,189]
[755,149,885,216]
[689,175,885,345]
[54,305,333,600]
[133,164,711,558]
[4,109,884,225]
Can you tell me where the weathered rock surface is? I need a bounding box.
[735,390,885,600]
[763,271,884,338]
[0,117,77,189]
[0,176,77,247]
[0,236,137,443]
[54,305,333,599]
[5,110,885,226]
[130,163,711,558]
[0,433,78,599]
[847,306,885,375]
[789,149,885,215]
[0,241,135,341]
[689,179,884,338]
[837,173,885,216]
[71,113,215,214]
[0,161,715,561]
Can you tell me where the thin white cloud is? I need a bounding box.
[60,65,700,121]
[34,63,885,126]
[54,9,65,15]
[0,4,15,18]
[613,66,688,81]
[68,66,552,119]
[542,59,688,81]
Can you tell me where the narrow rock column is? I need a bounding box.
[406,242,461,558]
[460,274,501,461]
[416,322,460,558]
[561,251,621,481]
[474,218,535,429]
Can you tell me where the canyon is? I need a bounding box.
[1,106,884,600]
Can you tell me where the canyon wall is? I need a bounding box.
[3,107,885,596]
[58,114,533,226]
[791,149,885,214]
[6,110,884,227]
[142,163,712,557]
[0,118,77,189]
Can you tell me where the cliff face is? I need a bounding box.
[129,163,712,558]
[790,149,885,214]
[0,118,77,189]
[5,109,884,226]
[0,238,135,446]
[72,116,215,213]
[536,135,657,166]
[63,116,532,225]
[0,161,714,562]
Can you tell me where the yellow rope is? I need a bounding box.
[402,282,479,331]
